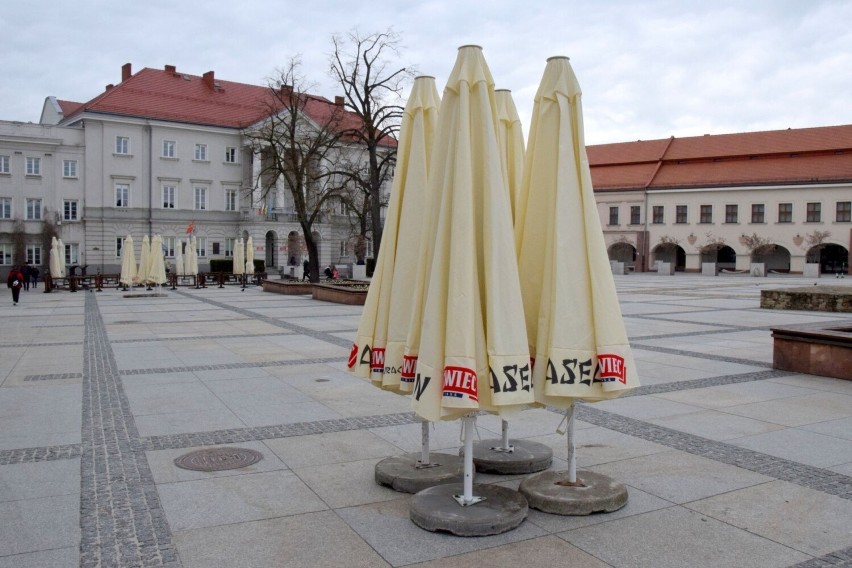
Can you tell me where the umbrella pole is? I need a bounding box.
[566,405,576,484]
[496,419,514,452]
[454,414,484,506]
[419,420,430,466]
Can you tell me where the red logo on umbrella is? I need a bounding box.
[401,355,417,383]
[348,344,358,368]
[598,354,626,384]
[371,348,385,373]
[442,366,478,402]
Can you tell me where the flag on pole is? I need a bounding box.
[186,221,195,235]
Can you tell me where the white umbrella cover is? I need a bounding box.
[49,236,62,279]
[245,236,255,274]
[187,235,198,276]
[174,237,184,276]
[149,234,167,285]
[137,235,151,285]
[232,238,245,275]
[119,235,137,286]
[57,239,66,278]
[494,89,525,224]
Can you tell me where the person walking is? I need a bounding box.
[302,258,310,281]
[31,265,39,289]
[21,264,30,291]
[7,266,24,305]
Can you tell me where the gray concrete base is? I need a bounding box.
[519,469,628,516]
[409,483,528,536]
[462,439,553,474]
[374,453,464,494]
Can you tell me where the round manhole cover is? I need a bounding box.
[174,447,263,472]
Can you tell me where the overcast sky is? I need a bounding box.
[2,0,850,145]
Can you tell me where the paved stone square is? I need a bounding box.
[1,274,851,567]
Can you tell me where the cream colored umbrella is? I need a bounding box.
[174,237,184,276]
[349,76,441,393]
[245,236,255,275]
[187,235,198,276]
[232,238,245,276]
[49,236,62,279]
[148,234,167,286]
[516,56,640,484]
[119,234,137,287]
[494,89,525,224]
[57,238,66,277]
[137,235,151,285]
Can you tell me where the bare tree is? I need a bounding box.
[329,28,413,260]
[243,58,348,282]
[739,233,776,260]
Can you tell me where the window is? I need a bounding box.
[837,201,851,223]
[194,186,208,210]
[116,237,123,258]
[700,205,712,224]
[224,237,235,257]
[0,244,10,265]
[652,206,664,224]
[26,157,41,175]
[162,236,175,258]
[608,206,619,225]
[65,243,79,265]
[194,144,207,161]
[630,206,641,225]
[806,202,821,223]
[225,189,237,212]
[751,204,765,223]
[162,185,176,209]
[0,155,10,174]
[115,183,130,207]
[26,198,42,220]
[0,197,10,219]
[63,160,77,178]
[212,242,220,255]
[225,147,237,163]
[725,204,738,224]
[115,136,130,155]
[26,245,41,266]
[196,237,207,258]
[675,205,688,224]
[64,200,78,221]
[778,203,793,223]
[162,140,176,158]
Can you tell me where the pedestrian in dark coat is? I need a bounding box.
[21,265,30,291]
[31,266,39,289]
[7,266,24,305]
[302,258,310,281]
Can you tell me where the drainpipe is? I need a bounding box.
[147,123,153,238]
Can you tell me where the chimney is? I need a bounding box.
[334,96,345,106]
[164,64,176,74]
[105,84,114,92]
[203,71,215,89]
[280,84,293,97]
[121,63,132,82]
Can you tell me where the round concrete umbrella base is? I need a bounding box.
[461,439,553,474]
[374,453,465,494]
[519,470,628,516]
[410,483,528,536]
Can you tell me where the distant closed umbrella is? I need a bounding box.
[350,76,441,392]
[516,56,640,483]
[149,235,167,286]
[187,235,198,276]
[245,236,255,274]
[174,237,184,276]
[119,235,137,286]
[494,89,525,223]
[49,236,62,279]
[232,238,245,276]
[57,239,66,278]
[137,235,151,285]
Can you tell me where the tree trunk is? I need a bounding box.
[304,232,320,283]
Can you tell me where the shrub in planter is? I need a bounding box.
[253,259,265,274]
[209,259,234,273]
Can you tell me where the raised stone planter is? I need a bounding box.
[312,282,369,305]
[610,261,625,275]
[750,263,766,277]
[261,280,313,295]
[701,262,717,276]
[803,263,821,278]
[771,323,852,380]
[654,261,674,275]
[760,286,852,313]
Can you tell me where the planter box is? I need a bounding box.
[610,261,625,275]
[655,261,674,275]
[352,264,367,280]
[772,323,852,380]
[761,286,852,313]
[803,263,821,278]
[262,280,313,295]
[701,262,718,276]
[750,263,766,277]
[312,283,368,305]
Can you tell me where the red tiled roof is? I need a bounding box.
[61,66,395,146]
[57,99,84,117]
[589,124,852,191]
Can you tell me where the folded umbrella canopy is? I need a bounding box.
[410,45,533,423]
[350,76,441,393]
[245,236,255,275]
[494,89,525,224]
[232,238,245,276]
[49,236,62,279]
[186,235,198,276]
[119,234,137,286]
[174,237,184,276]
[149,234,167,286]
[57,239,66,278]
[137,235,151,285]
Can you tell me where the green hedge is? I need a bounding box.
[209,259,233,273]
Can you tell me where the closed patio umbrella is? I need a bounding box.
[245,236,255,275]
[174,237,184,276]
[187,235,198,276]
[57,239,66,278]
[49,236,62,279]
[232,238,245,276]
[137,235,151,286]
[149,234,167,287]
[119,234,137,287]
[495,89,525,223]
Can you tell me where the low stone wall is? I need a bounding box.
[311,283,368,305]
[760,286,852,313]
[771,324,852,380]
[261,280,313,295]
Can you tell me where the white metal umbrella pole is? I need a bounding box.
[566,404,577,484]
[419,421,431,466]
[492,419,514,452]
[454,414,484,506]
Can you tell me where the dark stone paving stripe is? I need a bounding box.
[574,405,852,500]
[174,289,351,348]
[112,332,292,344]
[630,342,772,368]
[626,313,755,330]
[81,293,181,567]
[119,357,341,376]
[619,369,794,398]
[0,444,82,465]
[632,327,765,341]
[0,341,83,348]
[141,412,420,451]
[24,372,84,381]
[790,547,852,567]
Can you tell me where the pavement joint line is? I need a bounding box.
[24,372,84,381]
[173,288,352,348]
[630,342,772,368]
[618,369,794,397]
[119,357,342,376]
[0,444,82,465]
[111,332,294,344]
[0,341,84,348]
[626,313,755,329]
[632,327,770,341]
[81,292,181,567]
[572,405,852,500]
